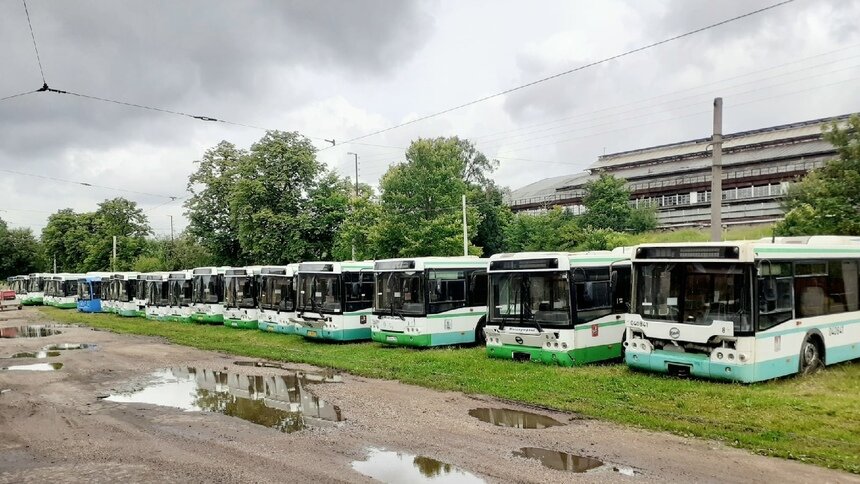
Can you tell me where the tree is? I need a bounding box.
[84,198,151,271]
[300,171,353,261]
[580,173,656,233]
[0,222,46,279]
[41,209,97,272]
[503,207,579,252]
[776,114,860,235]
[332,183,380,261]
[132,234,215,272]
[469,182,513,257]
[185,141,245,265]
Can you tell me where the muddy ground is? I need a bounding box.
[0,308,856,484]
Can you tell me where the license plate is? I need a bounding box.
[307,330,318,337]
[231,322,238,327]
[386,336,397,343]
[267,326,274,332]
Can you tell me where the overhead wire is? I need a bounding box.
[21,0,46,85]
[0,167,181,200]
[321,0,797,148]
[0,89,39,103]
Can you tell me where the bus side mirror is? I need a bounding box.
[610,270,618,291]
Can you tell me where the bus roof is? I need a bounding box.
[192,266,229,275]
[633,236,860,263]
[298,261,374,274]
[225,266,265,276]
[374,256,488,272]
[488,249,630,272]
[260,264,299,277]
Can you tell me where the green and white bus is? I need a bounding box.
[23,273,48,305]
[9,275,28,299]
[142,272,169,320]
[224,266,263,329]
[625,237,860,382]
[485,250,632,366]
[257,264,300,334]
[371,257,489,347]
[44,274,81,309]
[291,261,375,342]
[165,271,193,322]
[189,266,228,324]
[111,273,144,317]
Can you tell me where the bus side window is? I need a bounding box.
[468,271,488,307]
[828,260,859,314]
[794,261,828,318]
[758,261,793,330]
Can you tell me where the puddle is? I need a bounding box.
[105,367,342,432]
[352,448,484,483]
[43,343,96,351]
[233,361,341,382]
[0,326,63,338]
[2,363,64,371]
[10,351,61,359]
[513,447,603,473]
[468,408,564,429]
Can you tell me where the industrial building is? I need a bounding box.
[507,114,849,228]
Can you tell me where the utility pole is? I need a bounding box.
[462,194,468,256]
[112,236,117,272]
[53,255,56,274]
[347,152,359,261]
[710,97,723,242]
[169,215,175,242]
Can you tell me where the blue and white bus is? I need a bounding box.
[224,266,264,329]
[77,274,109,313]
[291,261,375,342]
[625,236,860,382]
[257,264,300,334]
[371,257,489,347]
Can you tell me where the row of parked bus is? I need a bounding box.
[10,236,860,383]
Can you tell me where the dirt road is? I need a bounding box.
[0,308,856,483]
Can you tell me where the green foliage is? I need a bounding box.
[132,255,163,273]
[576,228,629,251]
[0,222,46,278]
[332,184,379,261]
[41,198,149,272]
[470,183,513,256]
[776,114,860,235]
[580,173,657,233]
[131,234,217,272]
[46,306,860,474]
[503,208,578,252]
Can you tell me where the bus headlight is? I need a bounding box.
[739,353,747,362]
[728,353,735,361]
[561,342,567,349]
[631,342,637,349]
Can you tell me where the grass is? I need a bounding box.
[40,307,859,474]
[625,224,777,245]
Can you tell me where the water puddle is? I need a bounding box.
[43,343,96,351]
[105,367,342,432]
[0,326,63,338]
[352,448,484,483]
[2,363,64,371]
[468,408,564,429]
[513,447,603,473]
[233,361,342,382]
[10,351,61,359]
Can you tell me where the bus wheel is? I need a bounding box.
[799,335,824,375]
[474,318,487,345]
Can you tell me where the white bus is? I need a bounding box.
[371,257,489,347]
[257,264,300,334]
[9,275,28,299]
[485,250,632,366]
[625,237,860,382]
[111,272,144,317]
[165,270,194,322]
[291,261,374,342]
[142,273,169,320]
[44,274,82,309]
[189,266,228,324]
[224,266,264,329]
[23,273,48,305]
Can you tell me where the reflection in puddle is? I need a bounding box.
[468,408,564,429]
[10,351,61,359]
[513,447,603,473]
[233,361,341,382]
[2,363,64,371]
[43,343,96,351]
[105,367,342,432]
[0,326,63,338]
[352,448,484,483]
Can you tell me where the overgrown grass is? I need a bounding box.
[40,307,859,474]
[626,224,777,245]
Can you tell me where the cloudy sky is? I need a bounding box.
[1,0,858,237]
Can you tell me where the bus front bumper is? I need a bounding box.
[225,318,259,329]
[486,343,621,367]
[625,347,755,382]
[295,325,370,342]
[257,321,295,334]
[190,313,224,324]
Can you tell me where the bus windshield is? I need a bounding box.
[375,271,424,316]
[28,277,43,292]
[490,272,571,327]
[169,279,192,306]
[225,275,256,309]
[78,281,92,300]
[635,262,752,332]
[193,275,221,304]
[297,274,341,313]
[260,275,294,311]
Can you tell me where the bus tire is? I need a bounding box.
[799,333,824,376]
[474,317,487,345]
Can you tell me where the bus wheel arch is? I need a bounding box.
[474,316,487,345]
[799,330,825,375]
